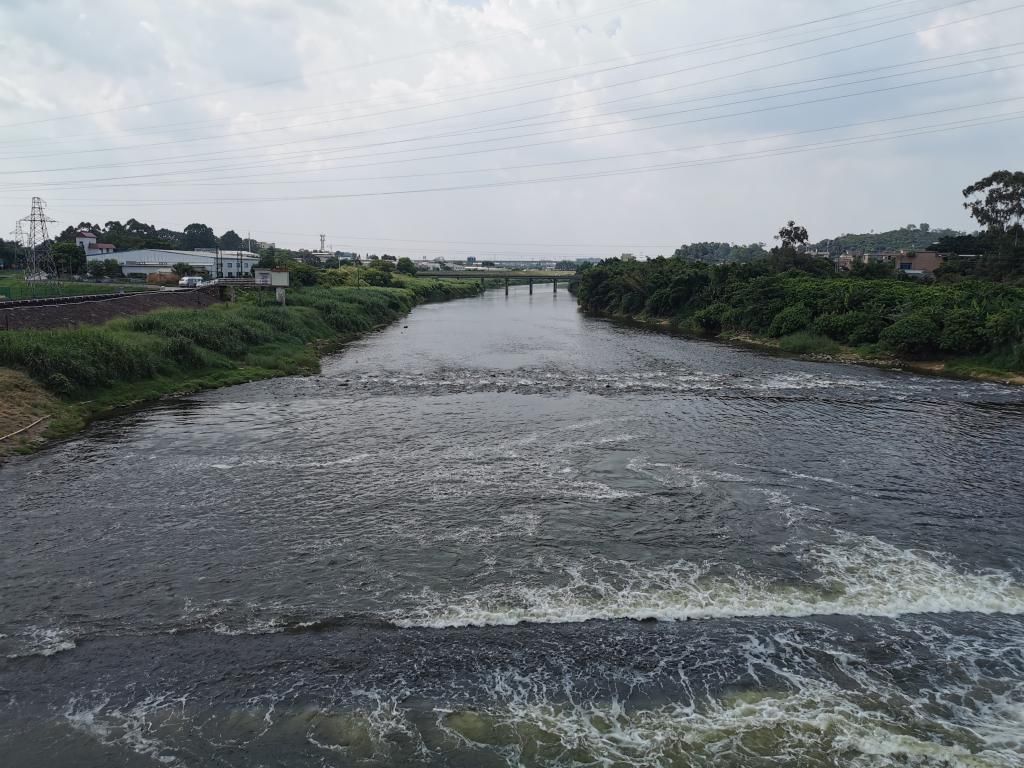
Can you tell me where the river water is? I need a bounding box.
[3,286,1024,767]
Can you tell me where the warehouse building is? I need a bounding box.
[86,249,259,279]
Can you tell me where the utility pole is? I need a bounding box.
[19,197,58,284]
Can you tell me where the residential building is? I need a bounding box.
[891,251,947,275]
[74,230,116,257]
[835,250,950,276]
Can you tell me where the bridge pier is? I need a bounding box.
[529,278,533,295]
[553,279,558,294]
[505,277,509,296]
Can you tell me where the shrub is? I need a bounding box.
[879,313,941,355]
[939,309,988,354]
[813,311,888,345]
[692,304,724,335]
[985,309,1024,347]
[768,303,812,337]
[778,332,841,355]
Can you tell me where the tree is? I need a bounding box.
[286,260,318,286]
[56,226,78,243]
[51,242,86,276]
[775,220,809,250]
[87,260,106,279]
[172,262,194,277]
[849,259,894,279]
[963,170,1024,245]
[258,246,278,269]
[920,223,930,233]
[220,229,244,250]
[396,257,417,276]
[101,259,123,278]
[181,223,218,250]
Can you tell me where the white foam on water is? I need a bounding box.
[440,688,1022,768]
[434,626,1024,767]
[392,533,1024,629]
[209,453,371,471]
[65,694,183,765]
[5,626,77,658]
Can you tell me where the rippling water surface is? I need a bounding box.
[3,287,1024,766]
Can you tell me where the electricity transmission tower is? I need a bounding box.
[19,196,58,280]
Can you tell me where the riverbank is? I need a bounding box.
[593,310,1024,386]
[0,279,481,457]
[575,259,1024,385]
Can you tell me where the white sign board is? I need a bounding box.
[254,269,290,287]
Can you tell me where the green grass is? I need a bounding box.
[0,280,483,451]
[0,271,149,301]
[0,282,482,400]
[777,332,842,356]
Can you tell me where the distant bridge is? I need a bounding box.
[433,270,577,295]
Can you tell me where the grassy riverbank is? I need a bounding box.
[0,278,481,456]
[576,258,1024,383]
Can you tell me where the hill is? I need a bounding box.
[811,225,961,254]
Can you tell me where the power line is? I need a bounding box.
[0,0,925,150]
[9,37,1019,164]
[1,0,994,176]
[6,58,1017,190]
[6,109,1019,207]
[0,0,665,130]
[6,93,1022,195]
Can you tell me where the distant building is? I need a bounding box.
[466,256,477,264]
[87,248,259,278]
[74,230,116,257]
[300,250,333,265]
[892,251,947,275]
[836,250,950,276]
[620,253,636,261]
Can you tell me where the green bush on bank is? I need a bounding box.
[0,281,481,396]
[576,258,1024,368]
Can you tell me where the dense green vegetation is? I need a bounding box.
[576,257,1024,369]
[578,171,1024,373]
[0,280,481,398]
[672,242,768,263]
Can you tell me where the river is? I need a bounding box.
[3,286,1024,767]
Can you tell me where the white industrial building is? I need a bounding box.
[75,230,116,256]
[87,249,260,279]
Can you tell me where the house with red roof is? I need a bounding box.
[75,230,116,256]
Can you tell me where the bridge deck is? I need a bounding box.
[429,271,575,279]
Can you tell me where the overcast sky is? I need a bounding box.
[0,0,1021,259]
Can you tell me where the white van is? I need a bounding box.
[178,276,205,288]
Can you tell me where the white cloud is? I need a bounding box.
[0,0,1021,253]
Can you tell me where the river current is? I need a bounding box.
[2,287,1024,766]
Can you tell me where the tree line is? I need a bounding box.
[576,171,1024,367]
